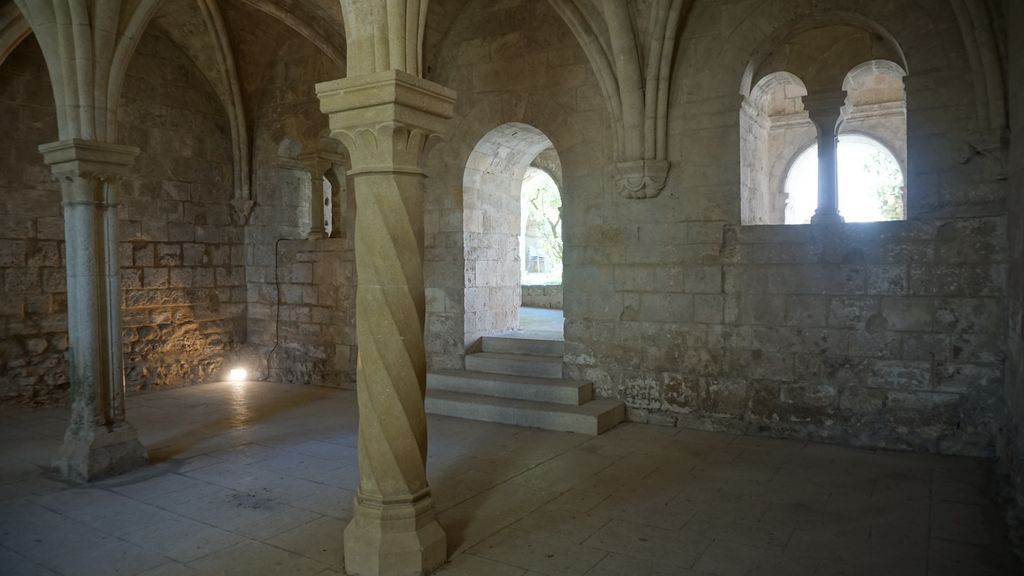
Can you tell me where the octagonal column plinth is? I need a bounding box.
[39,139,148,483]
[317,70,455,576]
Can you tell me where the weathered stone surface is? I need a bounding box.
[0,0,1016,530]
[0,27,242,404]
[1004,0,1024,551]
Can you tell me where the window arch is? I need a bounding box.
[739,20,909,226]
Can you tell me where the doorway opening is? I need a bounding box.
[463,123,563,348]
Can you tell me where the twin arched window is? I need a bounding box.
[740,27,909,227]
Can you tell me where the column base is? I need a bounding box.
[54,422,148,483]
[344,489,447,576]
[810,211,845,225]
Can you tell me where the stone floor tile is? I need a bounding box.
[584,552,703,575]
[264,515,345,569]
[0,546,60,576]
[506,506,610,544]
[43,531,169,576]
[186,541,327,575]
[543,487,610,512]
[437,481,561,554]
[287,439,358,462]
[930,501,994,545]
[590,492,691,531]
[508,449,620,493]
[470,527,607,575]
[583,519,711,568]
[121,515,244,562]
[693,540,820,576]
[685,512,794,549]
[136,561,200,575]
[927,539,1020,576]
[434,553,527,575]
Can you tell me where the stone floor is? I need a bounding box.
[508,307,564,340]
[1,381,1020,576]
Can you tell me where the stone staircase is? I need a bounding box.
[425,335,625,435]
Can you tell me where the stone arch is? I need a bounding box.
[463,122,561,348]
[0,3,30,68]
[841,59,908,178]
[740,71,813,224]
[738,13,913,225]
[740,12,908,98]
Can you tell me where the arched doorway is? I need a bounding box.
[463,123,563,349]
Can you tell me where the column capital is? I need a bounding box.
[39,139,140,205]
[298,151,345,177]
[802,91,847,131]
[39,139,139,180]
[316,70,456,176]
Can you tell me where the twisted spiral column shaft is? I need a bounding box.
[318,70,455,576]
[353,170,430,501]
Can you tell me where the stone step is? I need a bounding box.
[481,336,565,358]
[427,369,592,406]
[425,390,625,435]
[465,352,563,379]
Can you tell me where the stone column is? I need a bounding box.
[39,139,148,483]
[301,153,330,239]
[803,92,847,224]
[316,70,455,576]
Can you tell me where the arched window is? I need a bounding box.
[739,20,909,226]
[784,135,906,224]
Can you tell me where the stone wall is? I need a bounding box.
[428,0,1009,458]
[567,0,1007,456]
[241,23,355,387]
[1005,0,1024,548]
[0,27,243,404]
[522,285,563,310]
[117,27,245,392]
[566,219,1005,455]
[425,0,609,370]
[255,239,355,387]
[0,36,68,404]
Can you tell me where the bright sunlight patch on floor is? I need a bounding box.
[784,134,906,225]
